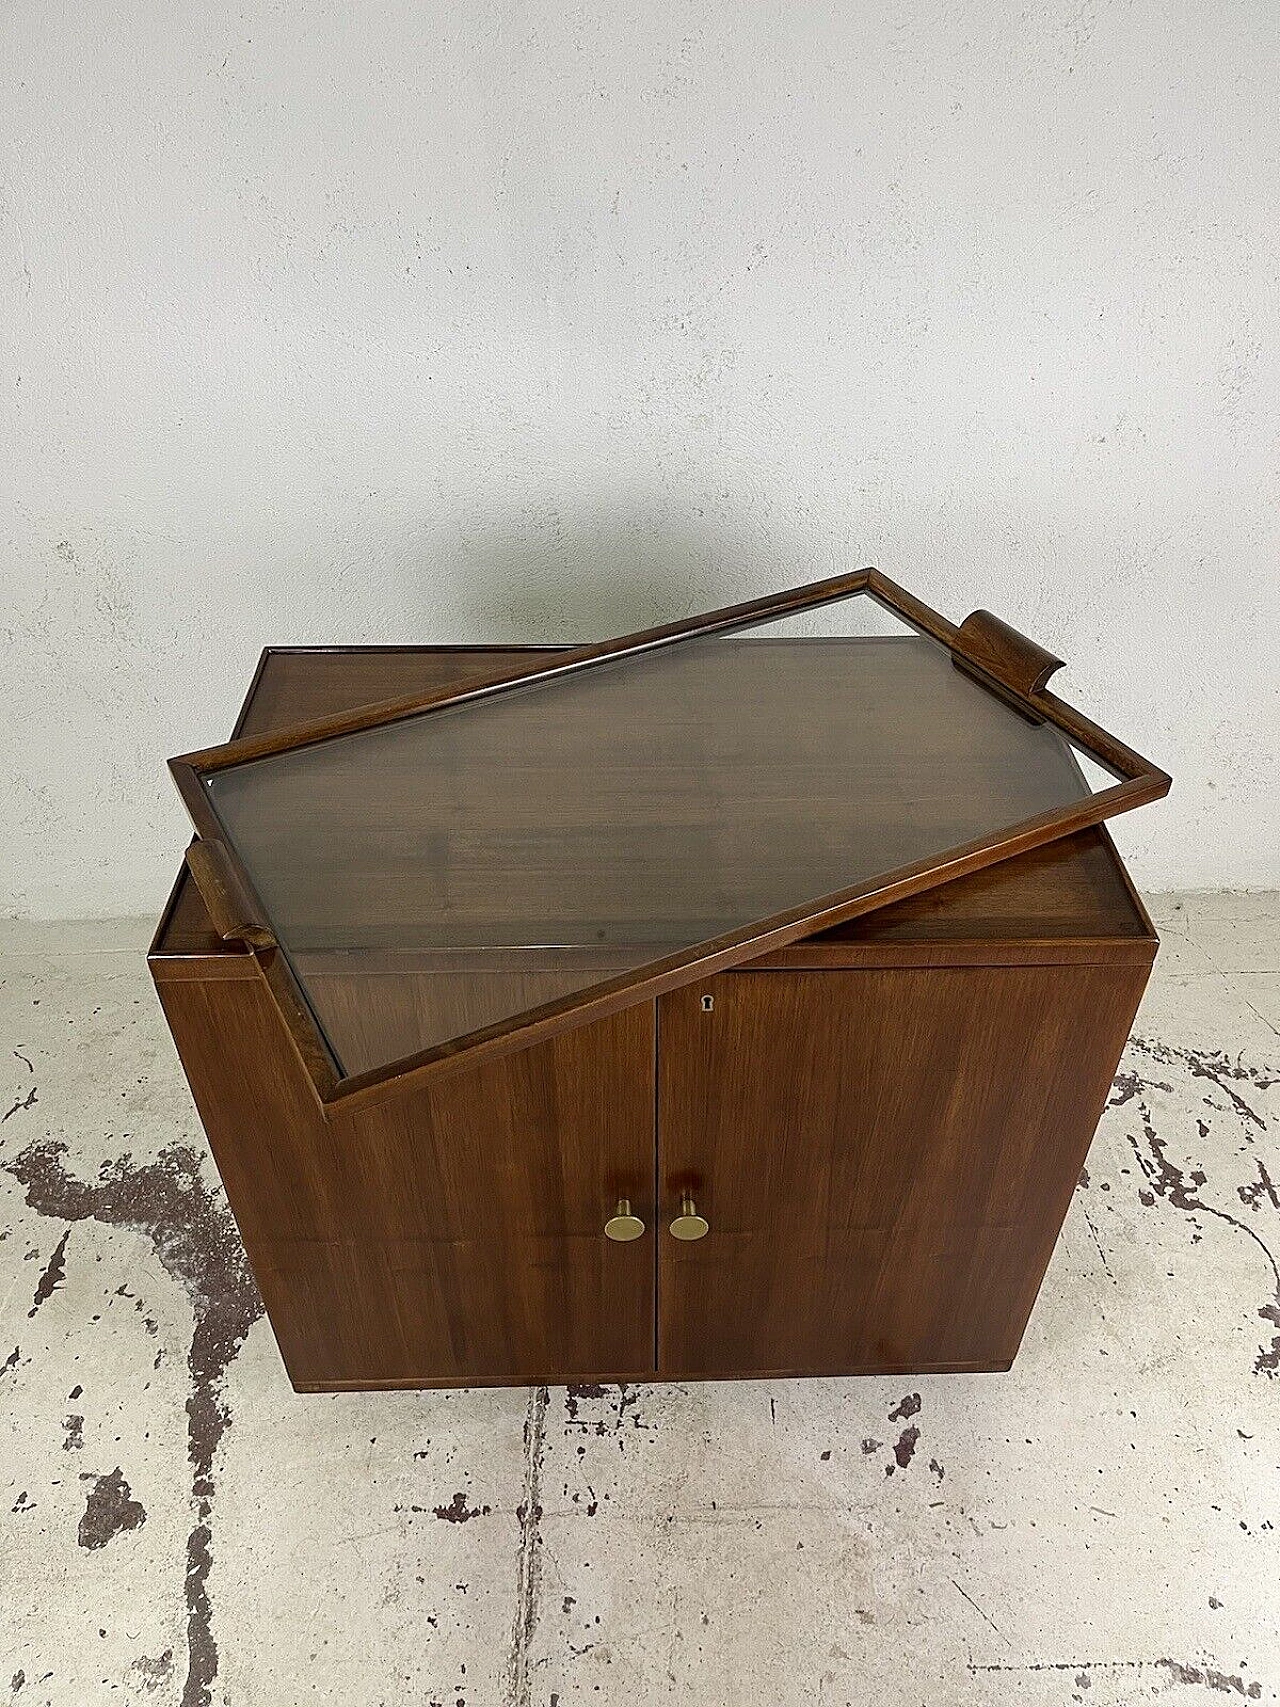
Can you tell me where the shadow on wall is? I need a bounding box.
[382,506,792,646]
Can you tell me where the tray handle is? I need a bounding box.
[184,839,278,951]
[955,609,1065,699]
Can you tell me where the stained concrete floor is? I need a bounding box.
[0,893,1277,1707]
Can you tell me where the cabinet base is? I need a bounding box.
[288,1358,1016,1393]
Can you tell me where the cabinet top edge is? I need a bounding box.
[149,932,1158,983]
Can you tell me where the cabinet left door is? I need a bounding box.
[155,963,657,1389]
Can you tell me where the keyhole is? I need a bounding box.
[700,995,714,1012]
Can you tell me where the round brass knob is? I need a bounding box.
[604,1199,645,1242]
[669,1194,709,1241]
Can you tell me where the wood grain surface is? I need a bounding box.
[157,972,658,1387]
[150,644,1158,1389]
[656,962,1151,1377]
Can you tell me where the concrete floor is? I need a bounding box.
[0,894,1277,1707]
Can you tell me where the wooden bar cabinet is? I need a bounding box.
[149,572,1167,1390]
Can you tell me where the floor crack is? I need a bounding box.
[504,1383,549,1707]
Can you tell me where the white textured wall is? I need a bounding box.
[2,0,1277,918]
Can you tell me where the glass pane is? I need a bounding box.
[204,589,1115,1078]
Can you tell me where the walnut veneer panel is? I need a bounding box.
[157,970,657,1388]
[657,962,1150,1377]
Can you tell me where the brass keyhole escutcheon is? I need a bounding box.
[604,1198,645,1242]
[669,1194,709,1241]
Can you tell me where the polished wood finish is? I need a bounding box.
[825,827,1151,945]
[157,824,1150,964]
[656,963,1150,1377]
[291,961,623,1078]
[184,840,276,949]
[150,644,1160,1390]
[154,647,1152,968]
[202,642,1114,955]
[173,572,1163,789]
[175,573,876,769]
[237,645,558,738]
[955,607,1065,698]
[167,576,1170,1109]
[200,637,1145,1084]
[156,968,656,1387]
[154,647,559,962]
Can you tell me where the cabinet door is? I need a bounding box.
[657,964,1148,1378]
[159,971,657,1388]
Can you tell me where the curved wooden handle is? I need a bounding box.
[956,609,1065,698]
[184,840,277,951]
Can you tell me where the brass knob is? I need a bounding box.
[669,1194,709,1241]
[604,1199,645,1242]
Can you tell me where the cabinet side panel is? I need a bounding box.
[157,967,657,1388]
[658,962,1150,1378]
[154,970,347,1246]
[154,968,355,1390]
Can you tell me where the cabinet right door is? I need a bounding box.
[657,962,1149,1378]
